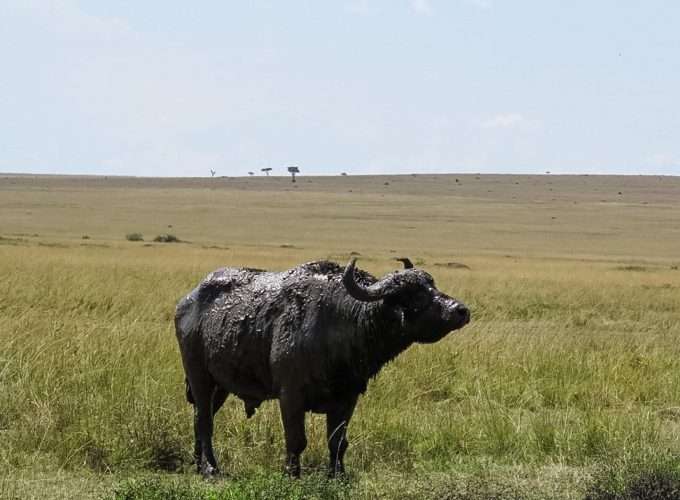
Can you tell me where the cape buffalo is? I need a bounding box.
[175,258,470,477]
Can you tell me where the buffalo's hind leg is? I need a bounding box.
[187,372,223,477]
[326,396,357,478]
[191,385,229,472]
[186,379,203,471]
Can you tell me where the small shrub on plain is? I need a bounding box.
[153,234,180,243]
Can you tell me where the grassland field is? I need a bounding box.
[1,173,680,499]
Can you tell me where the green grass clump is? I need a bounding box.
[111,473,351,500]
[126,233,144,241]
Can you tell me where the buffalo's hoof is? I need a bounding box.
[200,463,219,478]
[285,464,301,479]
[285,468,301,479]
[327,466,346,479]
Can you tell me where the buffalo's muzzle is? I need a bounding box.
[453,303,470,325]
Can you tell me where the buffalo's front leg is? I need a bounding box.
[279,390,307,477]
[326,396,357,477]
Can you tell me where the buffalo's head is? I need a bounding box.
[343,258,470,343]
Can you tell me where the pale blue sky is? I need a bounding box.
[1,1,679,177]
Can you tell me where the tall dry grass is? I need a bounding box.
[2,242,680,498]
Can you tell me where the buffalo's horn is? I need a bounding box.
[343,258,385,302]
[396,257,413,269]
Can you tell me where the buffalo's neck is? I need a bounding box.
[353,302,413,380]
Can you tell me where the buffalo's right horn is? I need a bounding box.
[343,258,385,302]
[396,257,413,269]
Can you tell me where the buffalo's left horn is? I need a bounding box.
[343,258,385,302]
[396,257,413,269]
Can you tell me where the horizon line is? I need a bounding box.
[2,171,679,179]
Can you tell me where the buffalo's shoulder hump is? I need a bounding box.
[299,260,378,285]
[299,260,344,276]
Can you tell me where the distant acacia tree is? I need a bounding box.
[287,166,300,183]
[248,171,254,176]
[210,169,216,177]
[261,168,272,176]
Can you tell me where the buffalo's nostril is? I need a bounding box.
[455,305,470,321]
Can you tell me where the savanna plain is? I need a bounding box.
[2,173,680,500]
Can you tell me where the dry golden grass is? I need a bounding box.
[1,173,680,499]
[2,173,680,261]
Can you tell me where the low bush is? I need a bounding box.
[585,455,680,500]
[153,234,180,243]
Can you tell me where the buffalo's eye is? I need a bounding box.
[407,289,431,312]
